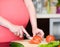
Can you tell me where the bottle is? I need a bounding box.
[44,0,50,14]
[56,0,60,13]
[50,0,58,14]
[47,0,50,14]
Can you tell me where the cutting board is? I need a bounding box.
[13,39,47,47]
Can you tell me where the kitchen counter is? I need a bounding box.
[37,14,60,18]
[13,39,47,47]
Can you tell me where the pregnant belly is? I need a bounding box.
[0,0,29,27]
[0,26,24,42]
[0,0,29,42]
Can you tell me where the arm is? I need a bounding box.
[0,16,13,29]
[24,0,44,37]
[0,16,31,38]
[24,0,37,30]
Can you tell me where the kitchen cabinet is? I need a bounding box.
[25,14,60,39]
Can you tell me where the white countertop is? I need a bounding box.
[37,14,60,18]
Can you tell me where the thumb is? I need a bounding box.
[33,33,36,37]
[19,28,23,38]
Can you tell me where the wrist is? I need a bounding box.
[7,23,14,29]
[32,26,37,30]
[32,24,37,30]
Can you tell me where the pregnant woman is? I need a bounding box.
[0,0,44,47]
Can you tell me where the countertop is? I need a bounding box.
[37,14,60,18]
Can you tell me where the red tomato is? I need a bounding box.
[29,35,42,44]
[58,45,60,47]
[33,35,42,41]
[46,35,55,43]
[29,39,40,44]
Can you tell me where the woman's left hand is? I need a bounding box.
[32,28,44,38]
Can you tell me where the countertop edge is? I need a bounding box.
[37,14,60,18]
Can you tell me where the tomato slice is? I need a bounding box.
[33,35,42,41]
[29,35,42,44]
[29,39,40,44]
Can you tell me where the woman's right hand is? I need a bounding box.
[9,25,23,37]
[9,24,31,38]
[0,16,31,39]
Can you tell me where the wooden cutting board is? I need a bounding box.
[13,39,47,47]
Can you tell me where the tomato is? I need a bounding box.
[33,35,42,41]
[46,35,55,43]
[29,39,40,44]
[58,45,60,47]
[29,35,42,44]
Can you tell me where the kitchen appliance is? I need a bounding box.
[50,18,60,40]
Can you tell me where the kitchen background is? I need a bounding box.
[25,0,60,40]
[33,0,58,14]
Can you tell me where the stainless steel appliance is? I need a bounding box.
[50,18,60,40]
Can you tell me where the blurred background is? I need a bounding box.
[33,0,59,14]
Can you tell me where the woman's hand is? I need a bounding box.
[9,24,31,38]
[9,25,23,37]
[32,28,44,38]
[24,0,44,38]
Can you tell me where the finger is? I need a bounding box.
[14,32,18,36]
[40,30,44,37]
[33,33,36,37]
[16,31,20,36]
[19,28,23,38]
[37,32,43,38]
[41,32,44,38]
[39,32,44,38]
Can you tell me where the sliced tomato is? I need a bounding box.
[29,39,40,44]
[33,35,42,41]
[29,35,42,44]
[46,35,55,43]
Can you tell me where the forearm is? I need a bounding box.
[24,0,37,29]
[0,16,13,29]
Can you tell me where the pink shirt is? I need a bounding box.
[0,0,29,42]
